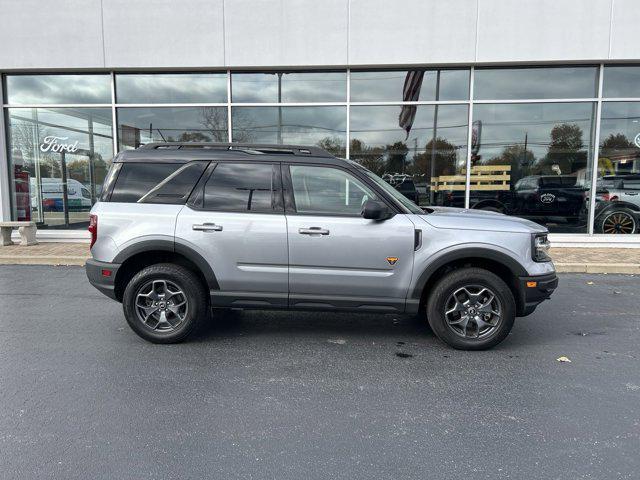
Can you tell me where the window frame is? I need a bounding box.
[187,160,284,214]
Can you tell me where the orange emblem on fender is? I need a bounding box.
[386,257,399,266]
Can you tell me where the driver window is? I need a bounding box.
[289,165,378,215]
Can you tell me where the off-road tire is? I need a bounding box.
[122,263,208,344]
[426,267,516,350]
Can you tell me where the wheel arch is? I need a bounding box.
[412,247,528,315]
[113,240,218,302]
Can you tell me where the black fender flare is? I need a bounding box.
[113,238,219,290]
[410,246,528,300]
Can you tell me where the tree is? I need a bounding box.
[199,107,229,142]
[384,141,409,173]
[413,137,459,178]
[316,137,345,157]
[486,144,536,186]
[543,123,587,174]
[177,131,211,142]
[349,138,385,175]
[601,133,635,153]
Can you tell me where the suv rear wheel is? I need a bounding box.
[426,267,515,350]
[122,263,208,343]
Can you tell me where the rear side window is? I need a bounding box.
[201,162,278,212]
[139,162,208,204]
[109,162,207,203]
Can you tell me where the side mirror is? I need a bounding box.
[361,199,392,221]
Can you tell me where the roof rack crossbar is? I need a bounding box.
[139,142,332,157]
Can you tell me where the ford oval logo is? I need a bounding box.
[540,193,556,204]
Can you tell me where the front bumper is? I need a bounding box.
[517,272,558,317]
[86,259,120,300]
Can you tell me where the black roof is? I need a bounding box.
[114,142,344,165]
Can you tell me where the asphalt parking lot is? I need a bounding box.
[0,265,639,480]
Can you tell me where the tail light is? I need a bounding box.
[88,214,97,249]
[601,193,619,202]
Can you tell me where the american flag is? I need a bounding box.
[398,70,424,139]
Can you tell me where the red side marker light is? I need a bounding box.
[101,269,112,277]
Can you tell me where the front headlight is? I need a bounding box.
[532,233,551,262]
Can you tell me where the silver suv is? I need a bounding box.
[86,143,557,350]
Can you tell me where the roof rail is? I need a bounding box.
[138,142,333,157]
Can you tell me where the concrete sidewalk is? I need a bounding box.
[0,242,638,274]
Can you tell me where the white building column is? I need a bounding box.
[0,81,11,222]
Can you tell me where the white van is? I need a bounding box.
[30,177,93,212]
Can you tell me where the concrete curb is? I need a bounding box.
[0,256,88,266]
[555,263,639,274]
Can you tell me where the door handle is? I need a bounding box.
[193,223,223,232]
[299,227,330,235]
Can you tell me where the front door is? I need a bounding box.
[175,161,288,308]
[284,164,416,312]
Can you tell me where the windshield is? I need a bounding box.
[348,160,424,214]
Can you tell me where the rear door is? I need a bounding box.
[283,163,416,313]
[175,161,288,308]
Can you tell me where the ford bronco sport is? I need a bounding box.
[86,143,557,350]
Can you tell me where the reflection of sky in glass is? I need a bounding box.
[116,73,227,103]
[6,75,111,104]
[117,107,228,146]
[232,72,346,103]
[603,67,640,98]
[350,69,469,102]
[232,106,346,150]
[473,103,594,161]
[474,67,598,100]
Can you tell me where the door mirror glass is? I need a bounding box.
[361,199,392,221]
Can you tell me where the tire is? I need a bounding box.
[426,267,516,350]
[596,207,638,234]
[122,263,208,344]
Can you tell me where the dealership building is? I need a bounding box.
[1,0,640,246]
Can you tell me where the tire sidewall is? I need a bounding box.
[427,268,516,350]
[122,264,206,343]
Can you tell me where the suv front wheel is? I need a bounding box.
[122,263,208,343]
[426,268,516,350]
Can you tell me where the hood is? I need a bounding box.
[417,206,547,234]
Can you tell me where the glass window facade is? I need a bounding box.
[116,73,227,104]
[602,66,640,98]
[594,102,640,234]
[231,71,346,103]
[1,66,639,236]
[6,107,113,228]
[474,67,598,100]
[117,107,228,149]
[350,104,468,207]
[5,74,111,104]
[231,106,346,156]
[470,103,595,233]
[350,69,469,102]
